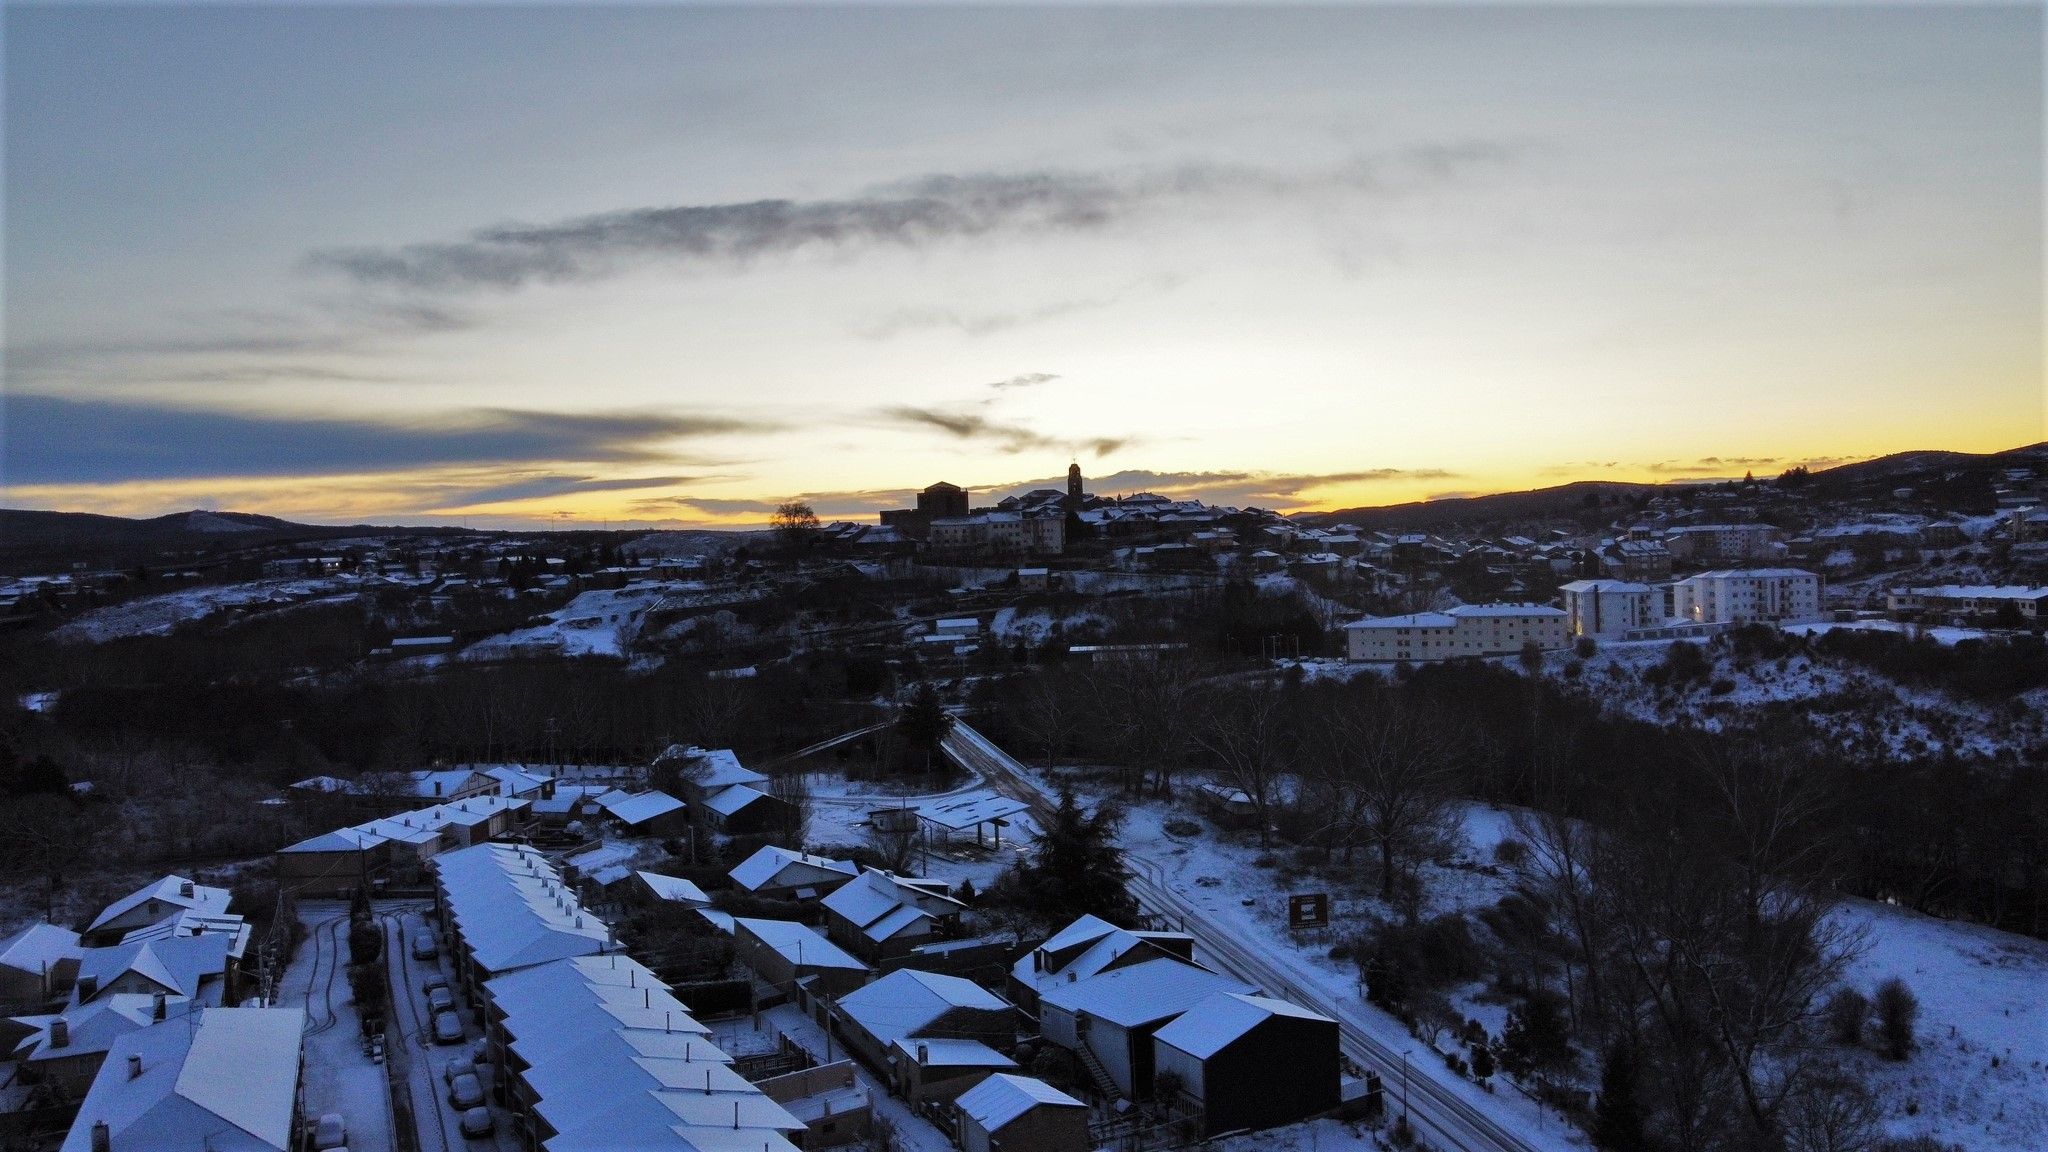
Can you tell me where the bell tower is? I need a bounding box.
[1067,461,1083,502]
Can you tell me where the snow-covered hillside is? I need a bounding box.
[51,577,362,643]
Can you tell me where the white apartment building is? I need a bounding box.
[1662,524,1782,564]
[1343,603,1568,663]
[1886,585,2048,622]
[1558,579,1665,639]
[928,511,1065,556]
[1670,568,1822,625]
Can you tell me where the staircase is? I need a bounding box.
[1075,1039,1122,1102]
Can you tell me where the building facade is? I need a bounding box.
[1343,604,1569,662]
[1670,569,1822,625]
[1558,580,1665,639]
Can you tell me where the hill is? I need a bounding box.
[0,508,464,573]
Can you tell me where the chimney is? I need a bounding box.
[90,1121,110,1152]
[917,1042,929,1065]
[179,880,195,898]
[434,781,443,796]
[152,992,166,1021]
[127,1054,142,1080]
[49,1018,69,1048]
[77,976,98,1001]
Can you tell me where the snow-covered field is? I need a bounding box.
[463,585,673,659]
[800,768,1039,893]
[51,577,361,643]
[1831,898,2048,1152]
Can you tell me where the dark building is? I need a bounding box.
[919,481,969,519]
[1151,993,1341,1136]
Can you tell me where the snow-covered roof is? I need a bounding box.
[634,871,711,905]
[597,789,685,825]
[916,789,1030,832]
[17,993,193,1061]
[891,1036,1017,1068]
[836,969,1010,1049]
[1559,579,1655,594]
[1039,958,1253,1028]
[486,954,801,1152]
[1683,568,1818,580]
[953,1073,1085,1131]
[0,922,83,974]
[727,846,856,893]
[704,784,772,816]
[1151,992,1334,1059]
[77,934,233,1001]
[88,876,231,933]
[482,765,552,794]
[734,918,865,971]
[278,794,528,855]
[433,843,609,975]
[59,1005,306,1152]
[1898,584,2048,600]
[659,746,768,791]
[821,870,962,938]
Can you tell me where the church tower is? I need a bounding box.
[1067,461,1084,502]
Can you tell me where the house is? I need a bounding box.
[830,970,1017,1097]
[74,934,235,1006]
[891,1036,1020,1107]
[953,1073,1091,1152]
[732,918,870,1000]
[660,746,793,835]
[1342,603,1569,663]
[274,795,530,897]
[630,871,712,909]
[1038,958,1253,1101]
[60,1005,305,1152]
[821,869,967,963]
[755,1060,872,1150]
[1007,914,1196,1017]
[593,788,689,838]
[1663,524,1782,564]
[0,922,84,1010]
[1151,993,1341,1135]
[1886,584,2048,624]
[84,877,230,946]
[1191,782,1259,829]
[729,846,859,902]
[12,991,191,1099]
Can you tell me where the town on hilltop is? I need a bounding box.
[2,445,2046,1152]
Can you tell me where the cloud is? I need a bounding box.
[988,373,1059,391]
[421,473,695,510]
[0,393,767,485]
[878,406,1061,454]
[307,148,1514,295]
[964,466,1455,509]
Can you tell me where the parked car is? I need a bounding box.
[443,1057,474,1085]
[448,1071,485,1110]
[422,977,450,996]
[427,987,455,1013]
[460,1106,495,1137]
[431,1010,463,1044]
[312,1113,347,1150]
[411,934,439,961]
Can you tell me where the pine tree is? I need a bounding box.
[1501,988,1570,1082]
[1593,1042,1644,1151]
[1020,788,1138,926]
[897,683,954,774]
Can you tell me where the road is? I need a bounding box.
[945,719,1560,1152]
[387,910,518,1152]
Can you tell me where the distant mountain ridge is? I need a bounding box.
[1300,442,2047,532]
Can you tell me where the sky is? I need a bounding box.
[2,2,2042,528]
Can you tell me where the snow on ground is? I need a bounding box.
[51,577,360,643]
[280,900,396,1152]
[800,768,1039,892]
[1783,619,1995,647]
[463,585,672,659]
[1829,897,2048,1152]
[986,605,1112,645]
[1214,1117,1379,1150]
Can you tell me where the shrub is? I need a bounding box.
[1874,977,1919,1060]
[1492,838,1529,867]
[1574,636,1597,660]
[1825,987,1869,1047]
[1162,818,1202,838]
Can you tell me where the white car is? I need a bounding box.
[448,1071,485,1110]
[312,1113,347,1150]
[460,1106,495,1138]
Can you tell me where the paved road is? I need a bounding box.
[946,718,1555,1152]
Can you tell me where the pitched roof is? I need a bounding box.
[916,790,1030,832]
[1039,958,1253,1028]
[77,935,233,1001]
[836,969,1010,1049]
[954,1074,1086,1131]
[634,872,712,905]
[16,993,194,1061]
[87,877,230,933]
[1151,992,1335,1059]
[598,790,685,825]
[734,918,865,971]
[704,784,772,817]
[659,746,768,792]
[727,846,856,893]
[59,1006,305,1152]
[433,842,609,975]
[891,1037,1017,1069]
[0,922,83,974]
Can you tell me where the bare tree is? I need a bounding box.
[1017,671,1081,775]
[1323,693,1463,906]
[1194,679,1290,845]
[769,769,811,849]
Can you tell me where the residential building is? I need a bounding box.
[830,970,1017,1103]
[1342,603,1568,663]
[821,869,967,963]
[430,842,609,994]
[274,794,529,897]
[728,846,859,902]
[1558,579,1665,639]
[60,1005,305,1152]
[927,512,1066,558]
[1038,957,1254,1101]
[1663,524,1782,564]
[953,1074,1091,1152]
[1886,584,2048,623]
[1151,993,1341,1136]
[12,992,191,1099]
[0,923,83,1011]
[1670,569,1823,625]
[1008,914,1197,1017]
[732,917,870,1000]
[84,878,230,946]
[755,1060,872,1150]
